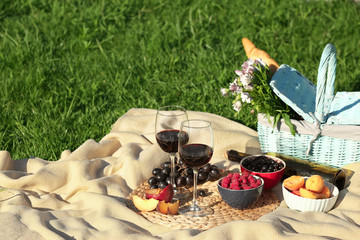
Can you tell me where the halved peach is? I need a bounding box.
[145,184,174,203]
[156,200,180,215]
[305,175,324,193]
[133,195,159,212]
[283,176,305,191]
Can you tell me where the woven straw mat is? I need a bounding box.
[127,179,280,231]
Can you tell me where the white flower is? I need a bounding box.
[232,101,242,112]
[229,81,242,95]
[243,83,254,90]
[240,73,253,86]
[235,70,242,76]
[220,88,228,97]
[241,92,252,103]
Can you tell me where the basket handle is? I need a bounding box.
[315,44,337,123]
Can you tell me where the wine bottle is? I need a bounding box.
[225,150,352,190]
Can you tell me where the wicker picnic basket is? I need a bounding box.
[257,44,360,168]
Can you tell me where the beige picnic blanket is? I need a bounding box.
[0,108,359,240]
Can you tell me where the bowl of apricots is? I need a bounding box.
[282,175,339,212]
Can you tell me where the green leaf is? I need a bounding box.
[282,114,296,136]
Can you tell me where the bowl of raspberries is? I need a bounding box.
[217,172,264,209]
[240,155,286,190]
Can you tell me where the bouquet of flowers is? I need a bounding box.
[221,58,300,135]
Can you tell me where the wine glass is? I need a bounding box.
[155,105,189,199]
[178,119,214,217]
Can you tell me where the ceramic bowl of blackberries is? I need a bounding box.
[217,172,264,209]
[240,155,286,190]
[147,161,222,189]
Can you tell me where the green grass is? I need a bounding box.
[1,0,359,161]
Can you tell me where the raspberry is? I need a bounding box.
[227,173,233,179]
[221,182,229,188]
[248,176,256,183]
[222,177,231,184]
[232,173,240,179]
[250,183,259,188]
[242,185,251,190]
[240,177,248,184]
[256,179,262,185]
[232,186,241,190]
[241,172,249,177]
[231,179,240,186]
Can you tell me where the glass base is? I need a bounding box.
[179,204,213,217]
[173,187,190,200]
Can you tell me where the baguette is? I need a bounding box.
[241,38,279,74]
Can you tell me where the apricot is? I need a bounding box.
[132,195,159,212]
[283,176,305,191]
[319,186,331,199]
[305,175,324,193]
[156,200,180,215]
[299,187,322,199]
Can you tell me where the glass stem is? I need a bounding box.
[192,168,199,210]
[170,153,177,189]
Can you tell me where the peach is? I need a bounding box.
[283,176,305,191]
[299,187,321,199]
[156,200,180,215]
[145,184,174,203]
[132,195,159,212]
[305,175,324,193]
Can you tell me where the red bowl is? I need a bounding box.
[240,155,286,190]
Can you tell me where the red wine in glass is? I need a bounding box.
[155,106,189,200]
[156,130,189,153]
[179,144,213,168]
[178,119,214,217]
